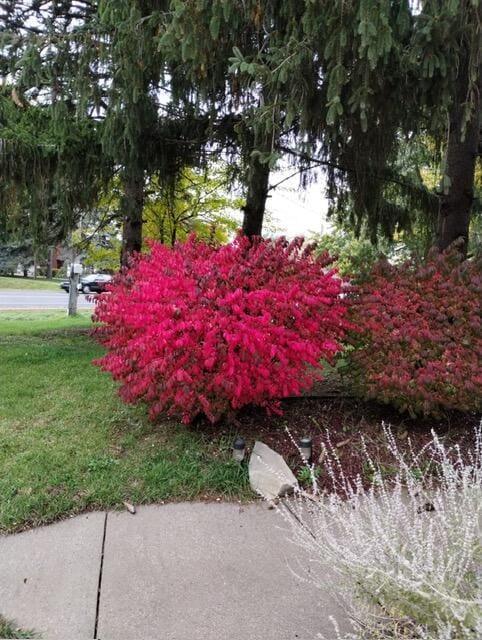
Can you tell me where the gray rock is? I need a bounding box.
[249,441,298,499]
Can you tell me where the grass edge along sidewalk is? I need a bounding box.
[0,614,35,639]
[0,311,251,534]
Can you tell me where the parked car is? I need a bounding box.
[60,273,113,294]
[60,279,78,293]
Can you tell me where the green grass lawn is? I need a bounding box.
[0,276,61,291]
[0,311,93,335]
[0,312,250,533]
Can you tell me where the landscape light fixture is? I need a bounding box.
[299,436,313,463]
[232,436,246,462]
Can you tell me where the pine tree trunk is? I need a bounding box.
[120,166,145,267]
[242,141,271,238]
[435,48,481,255]
[46,247,53,280]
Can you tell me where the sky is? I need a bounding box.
[231,167,333,240]
[266,169,332,238]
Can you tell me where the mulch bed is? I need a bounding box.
[190,388,481,492]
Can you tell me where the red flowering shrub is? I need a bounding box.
[93,234,352,423]
[349,249,482,416]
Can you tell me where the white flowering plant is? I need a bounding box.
[277,424,482,639]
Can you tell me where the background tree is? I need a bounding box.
[1,1,213,265]
[158,1,310,237]
[0,83,109,274]
[76,224,122,273]
[68,163,241,271]
[159,1,481,253]
[2,1,480,259]
[291,1,480,253]
[143,166,242,246]
[0,243,34,276]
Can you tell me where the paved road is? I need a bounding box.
[0,289,95,310]
[0,503,345,640]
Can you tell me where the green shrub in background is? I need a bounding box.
[313,232,387,281]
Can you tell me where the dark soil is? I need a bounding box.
[190,389,481,492]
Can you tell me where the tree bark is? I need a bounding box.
[242,142,271,238]
[435,46,481,255]
[46,247,53,280]
[120,166,145,267]
[67,272,79,316]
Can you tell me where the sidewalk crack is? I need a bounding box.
[93,511,108,639]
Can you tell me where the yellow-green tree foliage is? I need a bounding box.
[143,167,242,247]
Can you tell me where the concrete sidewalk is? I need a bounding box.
[0,503,343,639]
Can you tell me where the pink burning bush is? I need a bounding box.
[93,234,352,423]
